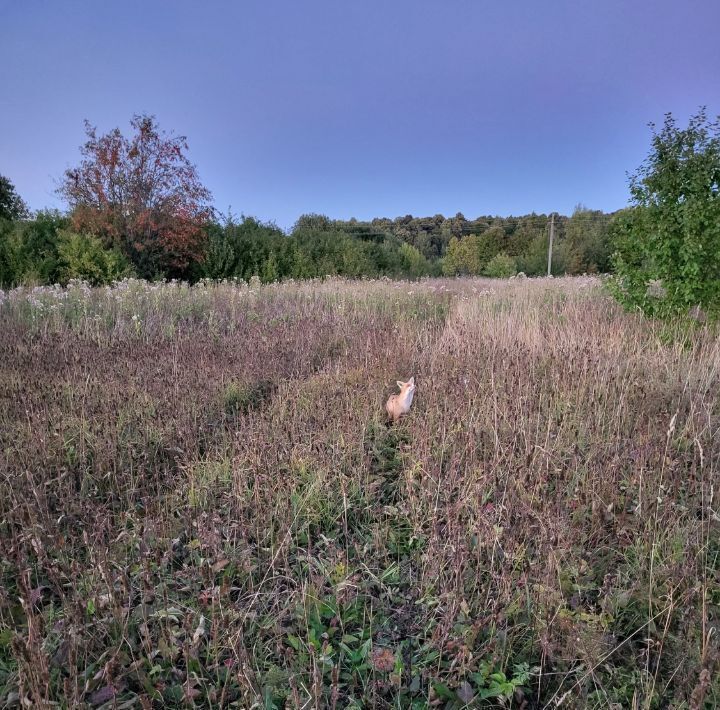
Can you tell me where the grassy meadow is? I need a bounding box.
[1,276,719,708]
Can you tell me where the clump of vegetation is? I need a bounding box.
[610,108,720,318]
[222,378,275,416]
[56,231,133,285]
[1,276,718,707]
[483,251,517,278]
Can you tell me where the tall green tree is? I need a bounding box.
[6,211,68,284]
[0,175,29,220]
[564,205,612,274]
[442,235,482,275]
[611,109,720,317]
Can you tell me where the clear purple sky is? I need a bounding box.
[2,1,719,230]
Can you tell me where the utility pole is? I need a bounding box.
[547,213,555,277]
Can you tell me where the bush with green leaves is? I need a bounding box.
[397,241,431,278]
[483,251,517,278]
[56,230,133,285]
[0,210,68,286]
[610,109,720,318]
[0,219,15,286]
[442,234,483,275]
[564,205,612,273]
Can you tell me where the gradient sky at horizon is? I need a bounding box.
[1,0,719,230]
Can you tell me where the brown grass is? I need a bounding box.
[0,276,718,708]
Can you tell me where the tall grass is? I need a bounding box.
[1,276,718,708]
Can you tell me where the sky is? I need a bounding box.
[1,1,719,230]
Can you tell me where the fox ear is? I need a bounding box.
[397,380,405,388]
[408,376,415,385]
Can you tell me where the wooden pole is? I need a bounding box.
[547,213,555,276]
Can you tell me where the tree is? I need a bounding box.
[202,223,236,280]
[292,213,331,233]
[442,234,483,275]
[517,229,568,276]
[201,215,292,282]
[476,225,505,267]
[5,211,68,285]
[0,175,29,221]
[0,219,15,286]
[564,205,612,274]
[59,114,213,279]
[398,242,431,278]
[610,109,720,317]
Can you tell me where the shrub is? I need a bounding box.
[398,242,431,278]
[3,210,68,285]
[483,251,517,278]
[0,218,15,286]
[56,231,133,285]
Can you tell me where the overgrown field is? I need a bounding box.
[1,276,719,709]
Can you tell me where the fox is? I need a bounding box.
[385,376,416,423]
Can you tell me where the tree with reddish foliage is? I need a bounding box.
[59,114,213,278]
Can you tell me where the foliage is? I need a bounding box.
[442,234,483,275]
[610,109,720,317]
[564,204,612,273]
[2,116,618,286]
[4,116,617,285]
[201,213,433,283]
[0,219,15,286]
[0,212,134,287]
[483,251,517,278]
[0,175,29,221]
[360,211,611,273]
[202,215,289,281]
[56,231,133,285]
[442,228,508,276]
[0,211,68,286]
[398,241,432,277]
[58,114,213,279]
[6,109,616,289]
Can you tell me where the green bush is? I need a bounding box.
[0,218,15,286]
[399,242,431,278]
[1,211,68,285]
[56,231,133,285]
[442,235,482,275]
[483,251,517,278]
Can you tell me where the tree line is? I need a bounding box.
[0,115,616,287]
[2,109,719,320]
[0,201,616,288]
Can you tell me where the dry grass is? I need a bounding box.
[1,276,718,708]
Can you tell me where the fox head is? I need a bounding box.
[396,376,416,396]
